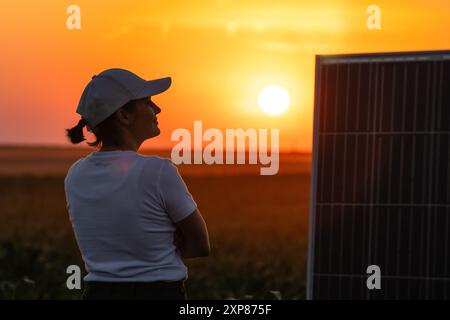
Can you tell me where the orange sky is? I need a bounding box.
[1,0,449,152]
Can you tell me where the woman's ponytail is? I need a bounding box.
[66,117,88,144]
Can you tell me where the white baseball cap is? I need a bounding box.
[76,68,171,130]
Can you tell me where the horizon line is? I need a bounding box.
[0,143,312,155]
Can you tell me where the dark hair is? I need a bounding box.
[65,100,137,148]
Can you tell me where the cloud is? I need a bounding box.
[128,3,349,35]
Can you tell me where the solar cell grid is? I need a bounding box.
[307,50,450,299]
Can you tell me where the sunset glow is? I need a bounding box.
[0,0,449,152]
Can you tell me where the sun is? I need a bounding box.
[258,85,290,116]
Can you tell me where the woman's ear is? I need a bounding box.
[115,107,135,126]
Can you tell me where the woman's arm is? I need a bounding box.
[174,208,210,259]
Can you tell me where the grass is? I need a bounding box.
[0,149,310,299]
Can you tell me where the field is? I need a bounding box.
[0,146,311,299]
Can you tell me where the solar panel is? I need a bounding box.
[307,50,450,299]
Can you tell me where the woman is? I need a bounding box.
[64,68,210,300]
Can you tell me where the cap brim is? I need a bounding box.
[135,77,172,99]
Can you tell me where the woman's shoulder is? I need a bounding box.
[65,157,86,178]
[136,155,177,174]
[136,156,180,191]
[137,154,173,165]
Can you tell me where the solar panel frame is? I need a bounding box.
[307,50,450,300]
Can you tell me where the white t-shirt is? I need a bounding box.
[64,150,197,282]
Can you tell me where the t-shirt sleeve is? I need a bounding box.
[159,159,197,223]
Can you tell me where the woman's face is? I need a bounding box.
[132,97,161,141]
